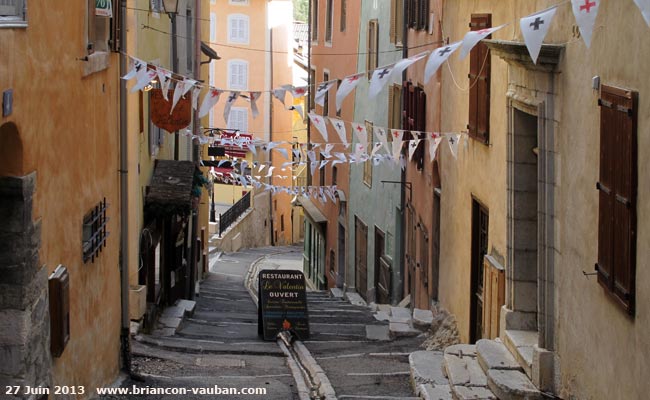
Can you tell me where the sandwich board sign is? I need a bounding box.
[258,270,310,341]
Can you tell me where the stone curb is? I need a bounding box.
[293,341,337,399]
[277,339,312,400]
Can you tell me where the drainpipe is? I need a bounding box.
[397,0,409,303]
[269,25,275,246]
[172,14,180,160]
[189,0,202,300]
[118,0,131,374]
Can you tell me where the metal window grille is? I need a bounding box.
[82,198,110,264]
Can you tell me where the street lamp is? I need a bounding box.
[162,0,179,16]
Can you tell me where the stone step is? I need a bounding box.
[487,369,543,400]
[417,383,453,400]
[476,339,522,374]
[443,344,496,400]
[409,351,447,387]
[503,330,537,379]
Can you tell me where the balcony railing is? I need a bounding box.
[219,191,251,236]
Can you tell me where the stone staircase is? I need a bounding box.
[409,337,544,400]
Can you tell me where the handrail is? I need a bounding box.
[219,191,251,235]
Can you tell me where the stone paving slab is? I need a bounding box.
[445,344,477,358]
[374,310,390,322]
[390,322,421,338]
[366,324,391,341]
[390,306,412,323]
[345,291,367,306]
[330,287,344,298]
[175,299,196,315]
[418,383,453,400]
[413,308,434,328]
[452,385,496,400]
[409,350,447,386]
[487,369,542,400]
[444,353,487,387]
[161,306,185,319]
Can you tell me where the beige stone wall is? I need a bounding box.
[0,0,122,392]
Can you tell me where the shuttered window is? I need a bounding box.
[406,0,428,31]
[0,0,26,26]
[311,0,319,42]
[227,107,248,133]
[596,85,637,315]
[388,84,402,129]
[210,12,217,42]
[325,0,333,42]
[340,0,346,32]
[390,0,403,45]
[228,60,248,90]
[468,14,491,144]
[150,0,163,13]
[403,81,426,170]
[228,14,249,44]
[367,19,379,78]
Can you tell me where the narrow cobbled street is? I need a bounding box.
[102,245,439,399]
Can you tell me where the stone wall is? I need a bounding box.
[0,173,51,398]
[213,191,271,253]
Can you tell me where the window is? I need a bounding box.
[150,0,163,13]
[1,0,27,27]
[227,107,248,132]
[336,79,342,117]
[390,0,404,45]
[82,198,109,264]
[407,0,429,31]
[228,14,249,44]
[281,215,285,231]
[403,81,426,170]
[388,84,402,129]
[210,12,217,42]
[149,90,164,157]
[468,14,491,144]
[319,154,326,187]
[596,85,637,315]
[309,67,316,111]
[340,0,346,32]
[363,121,373,187]
[325,0,333,42]
[186,8,193,72]
[228,60,248,90]
[332,165,338,186]
[323,71,330,116]
[311,0,319,42]
[367,20,379,78]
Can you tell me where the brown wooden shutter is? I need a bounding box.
[468,14,491,144]
[390,0,396,43]
[597,85,637,314]
[416,87,426,169]
[0,0,19,16]
[111,0,122,52]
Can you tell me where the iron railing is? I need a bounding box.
[219,191,251,235]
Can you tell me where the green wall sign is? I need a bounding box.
[96,0,112,17]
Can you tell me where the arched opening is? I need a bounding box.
[0,122,24,177]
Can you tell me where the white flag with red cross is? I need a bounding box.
[368,65,395,99]
[408,139,421,161]
[328,117,348,146]
[308,112,329,142]
[428,134,443,161]
[390,51,430,80]
[459,24,507,60]
[336,73,364,112]
[520,6,558,64]
[249,91,262,119]
[571,0,600,48]
[223,91,240,124]
[447,133,461,159]
[350,122,368,148]
[171,78,197,113]
[391,139,403,164]
[199,88,221,118]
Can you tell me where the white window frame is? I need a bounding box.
[227,107,248,133]
[228,13,249,44]
[229,0,249,4]
[0,0,27,27]
[228,59,249,91]
[210,12,217,42]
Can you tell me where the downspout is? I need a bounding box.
[398,0,408,303]
[306,0,312,186]
[118,0,131,374]
[269,25,275,246]
[189,0,202,300]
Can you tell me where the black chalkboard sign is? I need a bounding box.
[258,270,310,341]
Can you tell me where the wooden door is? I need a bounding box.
[470,200,489,343]
[374,228,390,304]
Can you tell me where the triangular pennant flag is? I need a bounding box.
[368,65,395,98]
[199,88,221,118]
[292,148,301,161]
[122,57,143,81]
[248,143,257,156]
[161,74,172,101]
[334,152,347,162]
[307,150,316,162]
[249,91,262,119]
[191,87,201,111]
[354,143,367,160]
[350,122,368,148]
[291,86,308,98]
[288,104,304,119]
[447,134,461,159]
[328,117,348,146]
[336,73,364,112]
[520,6,558,64]
[131,66,157,93]
[322,144,335,158]
[265,166,276,178]
[459,24,507,60]
[275,147,289,159]
[171,78,194,113]
[571,0,600,47]
[392,138,403,164]
[408,139,421,161]
[634,0,650,27]
[390,51,430,80]
[315,80,337,107]
[155,68,170,100]
[258,164,266,173]
[370,142,384,157]
[308,112,329,142]
[310,161,318,176]
[223,91,240,124]
[319,160,328,169]
[375,127,389,154]
[272,87,287,105]
[428,135,443,161]
[391,129,404,142]
[424,42,462,84]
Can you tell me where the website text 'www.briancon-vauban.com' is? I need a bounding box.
[95,385,268,396]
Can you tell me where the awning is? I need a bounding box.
[298,196,327,223]
[145,160,197,215]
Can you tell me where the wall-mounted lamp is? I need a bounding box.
[163,0,179,17]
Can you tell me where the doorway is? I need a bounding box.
[337,223,346,288]
[470,199,489,343]
[374,228,390,304]
[355,217,368,300]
